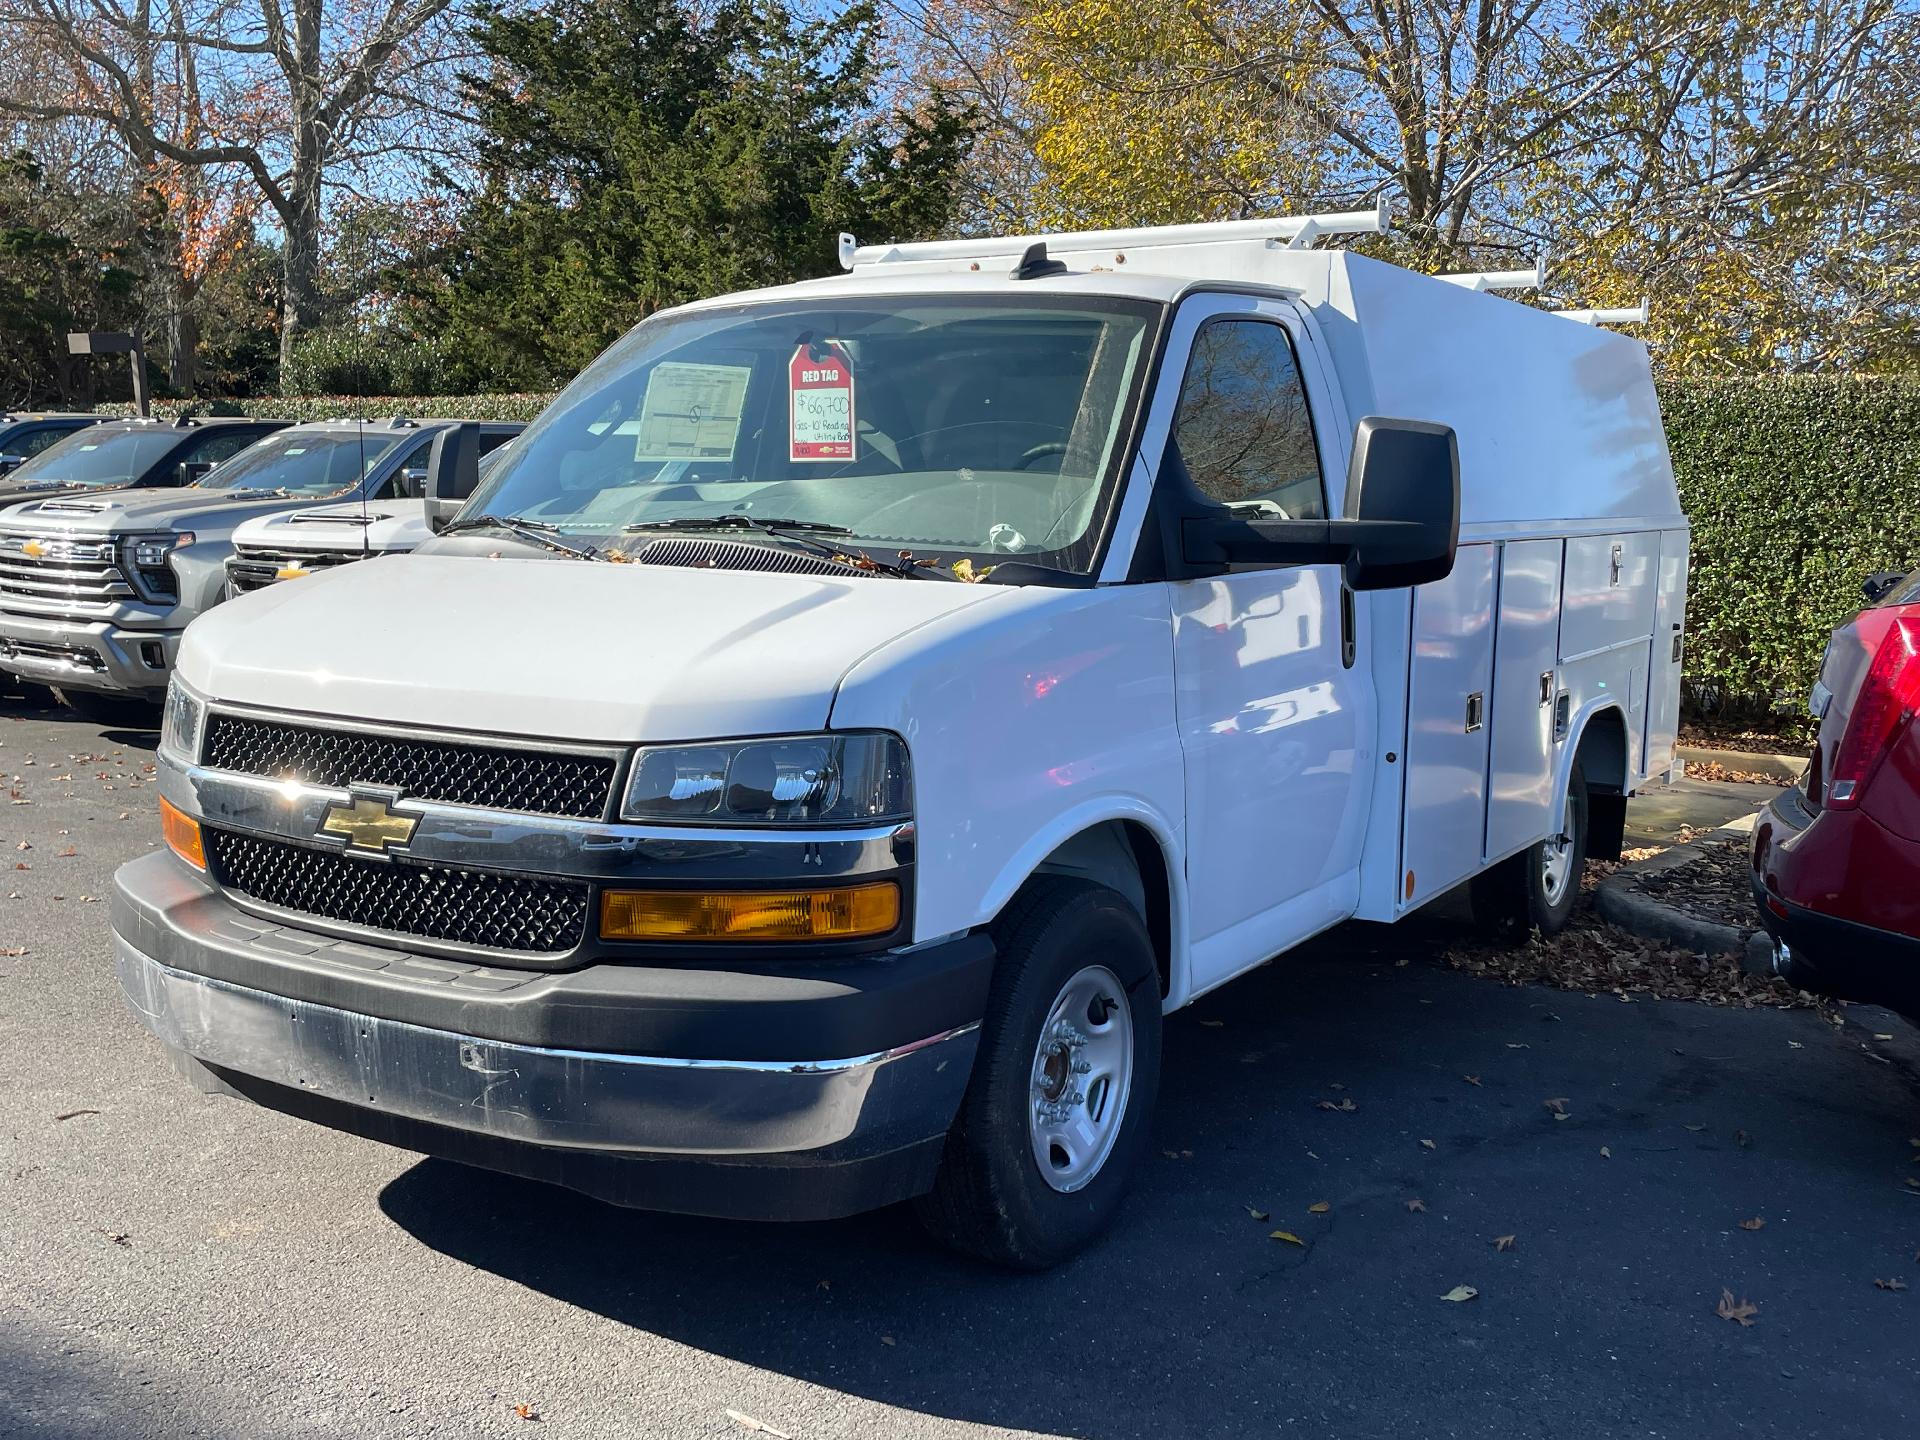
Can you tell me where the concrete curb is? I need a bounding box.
[1676,743,1807,782]
[1595,830,1774,973]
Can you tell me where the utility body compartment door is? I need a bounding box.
[1484,539,1564,863]
[1398,542,1497,909]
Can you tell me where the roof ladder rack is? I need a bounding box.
[836,199,1392,271]
[1553,298,1650,326]
[1437,257,1547,292]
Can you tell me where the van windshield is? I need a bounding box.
[463,294,1161,574]
[194,431,401,494]
[5,428,180,489]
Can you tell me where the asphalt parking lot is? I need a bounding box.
[4,691,1917,1440]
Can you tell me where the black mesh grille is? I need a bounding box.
[203,714,615,819]
[633,537,878,578]
[205,828,589,954]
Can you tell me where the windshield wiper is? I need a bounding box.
[621,514,853,536]
[441,513,606,562]
[620,513,950,580]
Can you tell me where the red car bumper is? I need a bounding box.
[1750,783,1920,1017]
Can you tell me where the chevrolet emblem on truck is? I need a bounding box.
[318,794,418,854]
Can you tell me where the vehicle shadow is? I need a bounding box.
[378,920,1920,1440]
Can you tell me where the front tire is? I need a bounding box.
[915,877,1162,1270]
[1472,752,1590,942]
[52,686,162,730]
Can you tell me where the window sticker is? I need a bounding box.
[631,362,751,463]
[789,342,855,462]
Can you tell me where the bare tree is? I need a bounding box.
[0,0,464,385]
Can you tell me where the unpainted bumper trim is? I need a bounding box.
[115,936,979,1157]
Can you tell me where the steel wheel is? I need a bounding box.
[1028,964,1134,1193]
[1541,793,1576,906]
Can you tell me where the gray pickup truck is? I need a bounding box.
[0,417,488,723]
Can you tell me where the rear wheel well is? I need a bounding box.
[1024,821,1173,996]
[1575,709,1630,862]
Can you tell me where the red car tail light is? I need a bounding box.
[1828,614,1920,809]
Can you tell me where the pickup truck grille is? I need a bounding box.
[203,713,618,820]
[205,827,590,955]
[0,529,134,611]
[226,544,362,595]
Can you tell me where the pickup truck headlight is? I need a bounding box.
[621,732,910,825]
[159,679,205,763]
[128,532,193,569]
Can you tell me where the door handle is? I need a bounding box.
[1465,692,1484,733]
[1340,582,1356,669]
[1539,670,1554,704]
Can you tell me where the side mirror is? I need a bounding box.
[1863,571,1907,605]
[397,466,429,500]
[423,423,480,534]
[176,460,215,486]
[0,455,24,476]
[1176,416,1460,592]
[1339,417,1460,591]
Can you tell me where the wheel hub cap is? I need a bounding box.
[1028,966,1133,1193]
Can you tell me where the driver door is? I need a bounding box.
[1157,296,1372,993]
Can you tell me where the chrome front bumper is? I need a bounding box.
[115,934,978,1159]
[0,611,177,695]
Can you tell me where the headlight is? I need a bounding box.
[160,679,205,762]
[621,732,910,825]
[128,531,194,569]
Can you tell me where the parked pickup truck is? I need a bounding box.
[0,411,107,475]
[224,425,520,594]
[0,418,494,723]
[113,211,1688,1268]
[0,415,285,509]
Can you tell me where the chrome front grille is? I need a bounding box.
[204,827,590,955]
[0,529,133,611]
[226,544,362,594]
[202,712,619,820]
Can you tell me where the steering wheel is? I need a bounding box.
[1015,442,1069,470]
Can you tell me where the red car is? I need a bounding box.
[1752,568,1920,1017]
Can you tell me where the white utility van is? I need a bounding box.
[113,210,1686,1268]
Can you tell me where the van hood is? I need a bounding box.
[179,552,1014,742]
[1,487,309,536]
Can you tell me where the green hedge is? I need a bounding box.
[1658,376,1920,723]
[93,375,1920,721]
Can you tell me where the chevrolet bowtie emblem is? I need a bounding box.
[319,795,418,853]
[21,539,46,558]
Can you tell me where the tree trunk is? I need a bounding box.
[278,183,323,387]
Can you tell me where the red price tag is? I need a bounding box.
[789,343,855,462]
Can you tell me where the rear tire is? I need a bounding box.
[52,687,162,730]
[1472,752,1590,942]
[915,877,1162,1270]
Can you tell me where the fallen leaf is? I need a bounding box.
[1197,1019,1224,1028]
[1738,1217,1766,1231]
[1419,1138,1437,1151]
[1873,1277,1908,1292]
[1600,1146,1611,1159]
[1463,1075,1482,1086]
[99,1230,131,1247]
[1245,1205,1269,1222]
[1316,1098,1357,1113]
[0,946,24,957]
[1494,1235,1516,1251]
[1788,1041,1803,1049]
[1269,1230,1305,1246]
[880,1335,896,1346]
[54,1109,99,1121]
[1307,1200,1331,1214]
[1874,1033,1895,1041]
[511,1402,540,1422]
[1405,1198,1427,1212]
[1553,1112,1571,1122]
[1439,1285,1478,1303]
[725,1411,793,1439]
[1543,1097,1569,1115]
[13,840,26,851]
[1716,1288,1759,1326]
[1736,1130,1752,1148]
[1505,1043,1529,1050]
[1684,1124,1708,1132]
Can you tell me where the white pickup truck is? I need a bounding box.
[113,210,1686,1268]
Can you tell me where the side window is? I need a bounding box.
[478,430,516,457]
[1168,318,1325,519]
[177,428,264,472]
[18,425,76,459]
[374,437,433,499]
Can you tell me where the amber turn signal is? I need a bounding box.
[159,796,206,871]
[600,882,900,942]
